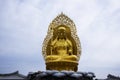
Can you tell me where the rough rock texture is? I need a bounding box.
[27,70,95,80]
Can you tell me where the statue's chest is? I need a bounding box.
[56,40,66,45]
[55,41,68,48]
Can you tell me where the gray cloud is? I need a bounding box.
[0,0,120,78]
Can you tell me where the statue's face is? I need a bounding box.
[57,29,66,39]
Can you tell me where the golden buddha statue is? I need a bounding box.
[46,26,78,62]
[42,13,81,71]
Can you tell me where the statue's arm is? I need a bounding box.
[51,37,57,46]
[50,37,57,55]
[66,39,73,55]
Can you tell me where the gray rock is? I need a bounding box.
[61,70,74,75]
[87,72,95,77]
[37,72,47,77]
[53,72,65,77]
[71,73,82,78]
[46,70,58,75]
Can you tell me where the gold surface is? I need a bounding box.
[42,13,81,71]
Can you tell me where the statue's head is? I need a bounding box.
[57,27,66,39]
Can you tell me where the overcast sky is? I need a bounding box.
[0,0,120,78]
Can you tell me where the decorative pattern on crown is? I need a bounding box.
[42,13,81,60]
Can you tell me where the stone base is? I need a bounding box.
[27,70,95,80]
[46,61,78,71]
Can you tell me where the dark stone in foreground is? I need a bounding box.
[27,70,95,80]
[0,71,120,80]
